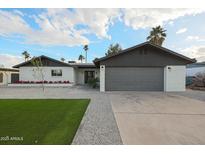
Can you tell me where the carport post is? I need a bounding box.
[100,65,105,92]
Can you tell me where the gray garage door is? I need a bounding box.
[105,67,164,91]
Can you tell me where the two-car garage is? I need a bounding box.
[105,67,164,91]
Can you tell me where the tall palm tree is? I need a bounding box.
[22,51,30,61]
[78,54,85,63]
[61,57,65,62]
[83,45,88,63]
[147,26,167,46]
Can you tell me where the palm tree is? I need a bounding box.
[83,45,88,63]
[147,26,167,46]
[78,54,85,63]
[61,57,65,62]
[22,51,30,61]
[106,43,122,56]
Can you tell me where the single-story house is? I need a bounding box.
[186,62,205,77]
[0,68,19,85]
[13,55,99,85]
[13,42,195,92]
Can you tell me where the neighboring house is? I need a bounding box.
[186,62,205,77]
[94,42,195,92]
[13,42,195,92]
[13,55,99,84]
[0,68,19,85]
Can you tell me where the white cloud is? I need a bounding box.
[0,8,205,46]
[0,53,23,68]
[0,10,31,37]
[176,28,187,34]
[0,9,120,46]
[168,21,174,26]
[186,35,205,42]
[122,8,205,29]
[180,45,205,62]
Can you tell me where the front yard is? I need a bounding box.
[0,99,89,145]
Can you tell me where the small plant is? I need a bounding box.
[87,77,99,88]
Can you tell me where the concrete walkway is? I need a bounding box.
[0,86,122,145]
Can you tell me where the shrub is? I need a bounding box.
[87,77,99,88]
[63,80,70,84]
[23,81,29,84]
[15,80,21,84]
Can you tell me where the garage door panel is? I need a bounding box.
[105,67,163,91]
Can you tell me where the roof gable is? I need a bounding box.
[94,42,196,67]
[13,55,71,68]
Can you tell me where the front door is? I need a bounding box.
[84,71,95,84]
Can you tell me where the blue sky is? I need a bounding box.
[0,8,205,67]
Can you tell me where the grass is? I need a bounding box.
[0,99,90,145]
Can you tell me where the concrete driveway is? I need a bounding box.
[109,91,205,144]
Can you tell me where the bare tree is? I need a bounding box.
[31,56,45,91]
[195,72,205,87]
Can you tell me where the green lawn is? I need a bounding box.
[0,99,90,145]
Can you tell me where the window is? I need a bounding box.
[51,69,62,76]
[0,73,3,83]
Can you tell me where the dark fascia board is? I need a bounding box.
[13,55,72,68]
[93,42,196,65]
[0,68,19,72]
[70,63,96,68]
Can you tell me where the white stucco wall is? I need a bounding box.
[0,71,14,85]
[100,65,105,92]
[19,67,75,83]
[164,65,186,92]
[186,67,205,77]
[75,68,100,85]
